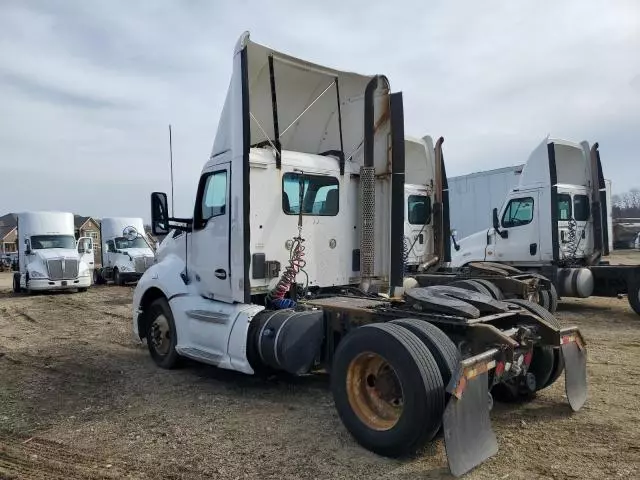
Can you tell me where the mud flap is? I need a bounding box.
[443,350,499,477]
[560,332,587,411]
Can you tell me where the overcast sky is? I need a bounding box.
[1,0,638,221]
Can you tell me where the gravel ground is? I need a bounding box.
[1,252,640,479]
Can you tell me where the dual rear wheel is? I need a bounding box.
[331,319,458,457]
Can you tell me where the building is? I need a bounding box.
[0,213,18,255]
[74,215,102,265]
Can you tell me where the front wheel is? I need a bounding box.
[113,268,124,286]
[145,297,180,369]
[12,273,20,294]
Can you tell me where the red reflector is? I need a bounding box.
[524,351,533,366]
[495,361,505,376]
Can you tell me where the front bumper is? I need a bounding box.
[27,276,91,291]
[120,272,144,283]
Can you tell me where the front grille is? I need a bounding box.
[134,256,154,274]
[46,258,79,280]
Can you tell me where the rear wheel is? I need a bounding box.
[628,279,640,316]
[473,279,504,300]
[548,283,558,313]
[450,279,491,297]
[93,269,104,285]
[331,323,444,457]
[146,298,180,369]
[505,298,563,391]
[390,318,460,387]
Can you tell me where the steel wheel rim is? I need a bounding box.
[346,352,404,431]
[151,314,171,356]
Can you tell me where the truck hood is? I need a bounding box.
[450,229,489,267]
[34,248,79,260]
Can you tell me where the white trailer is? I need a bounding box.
[93,217,155,285]
[451,138,640,315]
[131,33,587,477]
[13,211,93,293]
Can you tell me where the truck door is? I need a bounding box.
[572,192,592,258]
[189,163,232,301]
[405,190,432,265]
[489,190,541,264]
[77,237,94,271]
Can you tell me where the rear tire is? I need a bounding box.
[146,298,180,369]
[548,283,558,313]
[331,323,444,457]
[390,319,460,387]
[93,269,104,285]
[450,279,491,297]
[473,279,504,300]
[628,279,640,316]
[504,298,563,390]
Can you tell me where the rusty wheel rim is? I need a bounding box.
[346,352,404,431]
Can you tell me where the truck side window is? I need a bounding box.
[407,195,431,225]
[573,195,590,221]
[200,170,228,221]
[557,194,572,221]
[501,197,534,228]
[107,240,116,253]
[282,173,339,216]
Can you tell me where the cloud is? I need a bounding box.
[0,0,639,223]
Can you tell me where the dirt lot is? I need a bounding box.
[1,253,640,479]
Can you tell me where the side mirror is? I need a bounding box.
[492,208,500,230]
[24,239,32,255]
[493,208,508,239]
[151,192,170,236]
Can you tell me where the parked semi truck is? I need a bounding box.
[403,136,556,311]
[451,137,640,315]
[447,163,613,250]
[93,217,155,285]
[132,33,587,477]
[12,211,93,293]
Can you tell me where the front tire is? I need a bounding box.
[78,287,88,293]
[113,268,124,286]
[331,323,444,457]
[146,297,180,369]
[12,273,20,294]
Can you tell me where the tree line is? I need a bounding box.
[612,188,640,219]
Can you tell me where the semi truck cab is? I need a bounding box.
[13,211,93,293]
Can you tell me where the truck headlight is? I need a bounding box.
[29,270,47,279]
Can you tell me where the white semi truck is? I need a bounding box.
[132,33,587,477]
[93,217,155,285]
[12,211,93,293]
[402,136,556,310]
[451,138,640,315]
[447,163,614,250]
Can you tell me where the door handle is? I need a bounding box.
[214,269,227,280]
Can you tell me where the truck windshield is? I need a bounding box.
[30,235,76,250]
[114,237,148,249]
[407,195,431,225]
